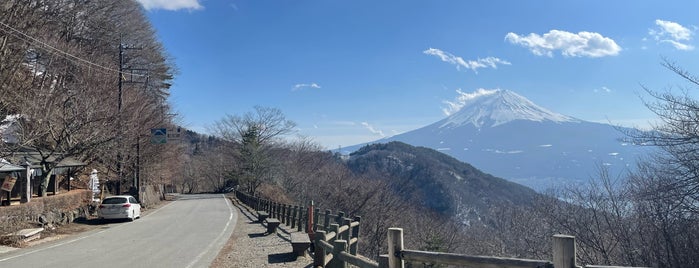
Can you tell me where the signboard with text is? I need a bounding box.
[167,127,182,141]
[1,176,17,192]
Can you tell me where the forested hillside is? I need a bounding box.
[0,1,180,196]
[347,141,540,222]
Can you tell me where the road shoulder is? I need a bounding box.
[211,197,312,268]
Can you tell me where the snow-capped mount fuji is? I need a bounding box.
[440,89,577,129]
[347,90,650,190]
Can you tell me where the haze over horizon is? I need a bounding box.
[137,0,699,149]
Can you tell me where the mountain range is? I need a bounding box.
[345,90,651,190]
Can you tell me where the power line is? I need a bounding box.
[0,20,146,77]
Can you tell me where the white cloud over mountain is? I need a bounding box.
[505,30,621,57]
[361,122,385,137]
[423,48,510,73]
[442,88,499,116]
[136,0,203,11]
[649,19,695,51]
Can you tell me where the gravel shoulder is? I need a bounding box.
[210,197,313,268]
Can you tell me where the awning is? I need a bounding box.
[0,162,25,172]
[2,148,86,169]
[55,157,86,168]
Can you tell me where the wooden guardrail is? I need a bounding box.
[235,190,372,268]
[385,228,649,268]
[235,190,647,268]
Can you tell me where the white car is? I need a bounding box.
[98,195,141,221]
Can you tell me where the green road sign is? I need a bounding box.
[151,128,167,144]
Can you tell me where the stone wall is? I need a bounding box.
[0,190,90,235]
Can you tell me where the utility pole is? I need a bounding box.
[116,39,123,196]
[117,36,145,199]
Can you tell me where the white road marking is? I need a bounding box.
[185,194,235,268]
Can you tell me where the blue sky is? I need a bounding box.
[137,0,699,149]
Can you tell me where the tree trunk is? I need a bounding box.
[39,167,54,197]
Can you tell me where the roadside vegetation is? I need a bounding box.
[0,1,180,198]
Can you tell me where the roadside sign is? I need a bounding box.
[1,176,17,192]
[167,127,182,141]
[151,128,167,144]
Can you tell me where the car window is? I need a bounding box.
[129,197,138,204]
[102,197,127,204]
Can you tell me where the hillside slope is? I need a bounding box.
[347,141,541,223]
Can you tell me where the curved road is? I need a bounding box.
[0,194,236,268]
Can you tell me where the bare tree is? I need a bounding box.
[0,1,177,197]
[211,106,296,194]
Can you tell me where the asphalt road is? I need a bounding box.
[0,193,237,268]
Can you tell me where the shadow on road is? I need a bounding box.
[72,217,131,226]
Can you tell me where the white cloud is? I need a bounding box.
[136,0,203,11]
[361,122,385,137]
[649,19,695,51]
[653,20,692,40]
[594,86,612,93]
[423,48,510,73]
[442,88,499,116]
[292,83,321,91]
[505,30,621,57]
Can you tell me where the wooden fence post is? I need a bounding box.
[308,201,315,235]
[342,218,351,241]
[280,203,285,224]
[329,239,347,268]
[271,202,276,218]
[298,206,305,232]
[314,207,320,231]
[324,209,331,230]
[378,254,389,268]
[314,231,327,267]
[337,211,345,224]
[330,223,340,243]
[350,216,361,255]
[286,204,292,226]
[292,205,298,229]
[276,202,281,219]
[388,228,404,268]
[553,235,576,268]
